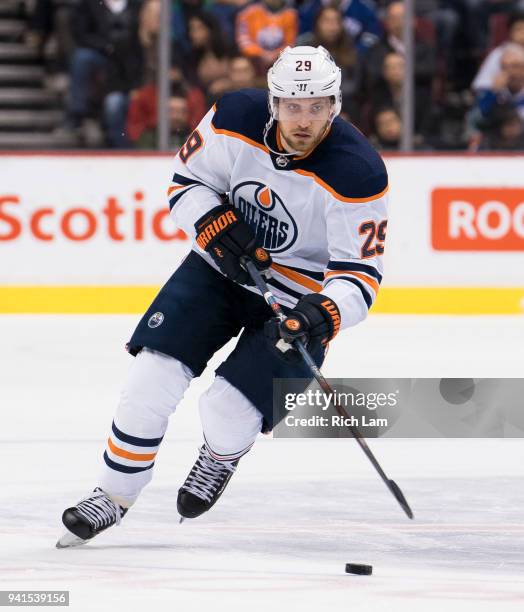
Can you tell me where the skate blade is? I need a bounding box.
[55,531,88,549]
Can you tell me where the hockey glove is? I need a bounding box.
[264,293,341,363]
[195,204,271,285]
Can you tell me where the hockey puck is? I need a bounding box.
[345,563,373,575]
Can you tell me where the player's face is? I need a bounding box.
[277,97,332,154]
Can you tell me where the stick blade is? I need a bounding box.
[388,479,414,519]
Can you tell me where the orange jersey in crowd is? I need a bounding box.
[236,3,298,58]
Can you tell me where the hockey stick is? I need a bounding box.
[242,257,414,520]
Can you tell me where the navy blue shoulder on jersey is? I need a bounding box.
[211,89,269,146]
[211,90,387,201]
[297,118,388,200]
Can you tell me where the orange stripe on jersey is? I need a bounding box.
[107,437,157,462]
[294,168,389,204]
[167,185,185,197]
[324,270,380,294]
[211,124,269,154]
[272,263,323,292]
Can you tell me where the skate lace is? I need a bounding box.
[75,488,123,531]
[183,447,237,503]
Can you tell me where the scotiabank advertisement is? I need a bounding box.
[0,155,188,284]
[1,154,523,311]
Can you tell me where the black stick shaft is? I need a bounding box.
[243,258,414,520]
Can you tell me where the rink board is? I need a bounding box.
[1,153,523,314]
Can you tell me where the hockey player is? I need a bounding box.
[57,45,388,548]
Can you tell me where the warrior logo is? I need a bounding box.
[148,312,164,328]
[231,181,298,253]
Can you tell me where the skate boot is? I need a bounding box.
[177,445,239,519]
[56,487,128,548]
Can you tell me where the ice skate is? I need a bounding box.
[56,487,128,548]
[177,445,239,519]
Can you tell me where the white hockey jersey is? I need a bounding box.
[168,89,388,330]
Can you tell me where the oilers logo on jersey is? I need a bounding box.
[231,181,298,253]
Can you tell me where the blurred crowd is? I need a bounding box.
[25,0,524,150]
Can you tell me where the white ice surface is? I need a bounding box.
[1,315,524,611]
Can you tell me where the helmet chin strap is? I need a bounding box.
[263,116,298,166]
[263,98,336,168]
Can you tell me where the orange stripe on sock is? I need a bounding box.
[107,437,157,461]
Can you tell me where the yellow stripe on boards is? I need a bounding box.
[0,286,523,315]
[372,288,524,315]
[0,286,159,314]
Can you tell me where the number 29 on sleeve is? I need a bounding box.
[359,219,387,258]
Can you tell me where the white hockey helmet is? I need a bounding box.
[267,46,342,120]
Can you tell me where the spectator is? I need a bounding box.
[228,55,258,90]
[184,54,261,103]
[298,0,381,53]
[133,95,192,149]
[211,0,252,39]
[370,106,401,150]
[371,52,404,112]
[472,10,524,92]
[170,0,211,52]
[475,45,524,124]
[479,103,524,150]
[365,1,436,91]
[297,6,362,121]
[176,12,235,95]
[140,0,240,72]
[67,0,144,148]
[369,51,433,138]
[203,55,260,101]
[126,67,206,145]
[141,0,216,80]
[236,0,298,71]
